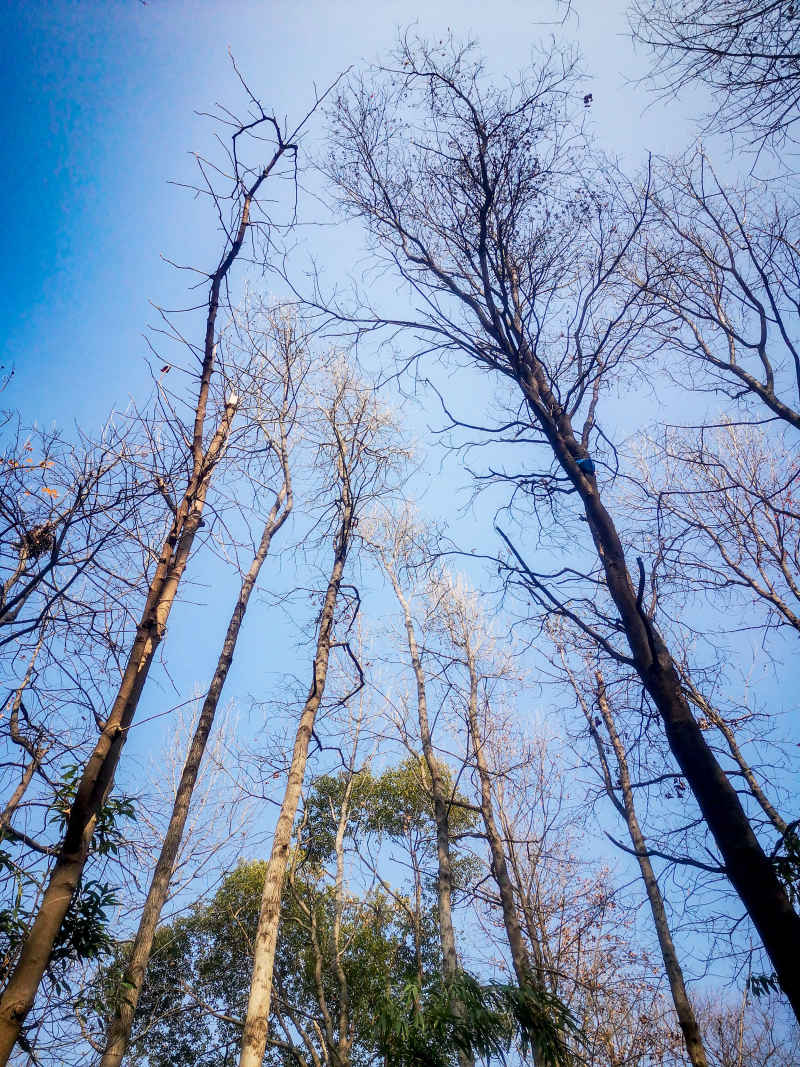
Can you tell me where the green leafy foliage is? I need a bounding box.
[93,862,576,1066]
[49,765,137,857]
[54,880,118,963]
[374,972,580,1067]
[301,758,477,863]
[87,763,466,1065]
[0,773,135,994]
[88,763,578,1064]
[88,858,441,1067]
[0,849,30,985]
[772,819,800,906]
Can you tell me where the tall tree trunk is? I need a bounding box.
[385,566,474,1067]
[502,358,800,1014]
[409,833,425,988]
[575,664,709,1067]
[329,728,361,1067]
[329,48,800,1019]
[461,633,534,989]
[100,479,292,1067]
[499,823,552,987]
[293,718,360,1067]
[0,130,291,1061]
[238,488,353,1067]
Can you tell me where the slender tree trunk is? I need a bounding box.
[331,50,800,1021]
[238,491,353,1067]
[507,359,800,1015]
[100,481,291,1067]
[386,567,474,1067]
[272,964,323,1067]
[461,634,533,987]
[330,730,361,1067]
[735,978,748,1067]
[309,904,342,1066]
[409,834,425,988]
[495,798,552,990]
[0,135,290,1059]
[297,722,359,1067]
[589,669,709,1067]
[681,674,788,836]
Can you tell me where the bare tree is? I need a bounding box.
[0,417,141,647]
[630,0,800,151]
[99,306,304,1067]
[431,573,540,993]
[323,35,800,1016]
[0,416,170,1050]
[238,362,404,1067]
[556,640,709,1067]
[0,86,322,1062]
[1,640,49,840]
[0,416,158,849]
[489,716,684,1066]
[678,668,790,839]
[363,513,476,1067]
[695,989,799,1066]
[637,153,800,429]
[635,420,800,641]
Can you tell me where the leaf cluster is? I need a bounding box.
[374,971,580,1067]
[49,765,137,858]
[301,758,477,866]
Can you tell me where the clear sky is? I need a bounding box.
[1,0,702,733]
[1,0,703,431]
[1,0,786,784]
[6,0,793,1006]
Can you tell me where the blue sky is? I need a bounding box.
[1,0,703,430]
[0,0,782,758]
[1,0,686,727]
[5,0,795,1024]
